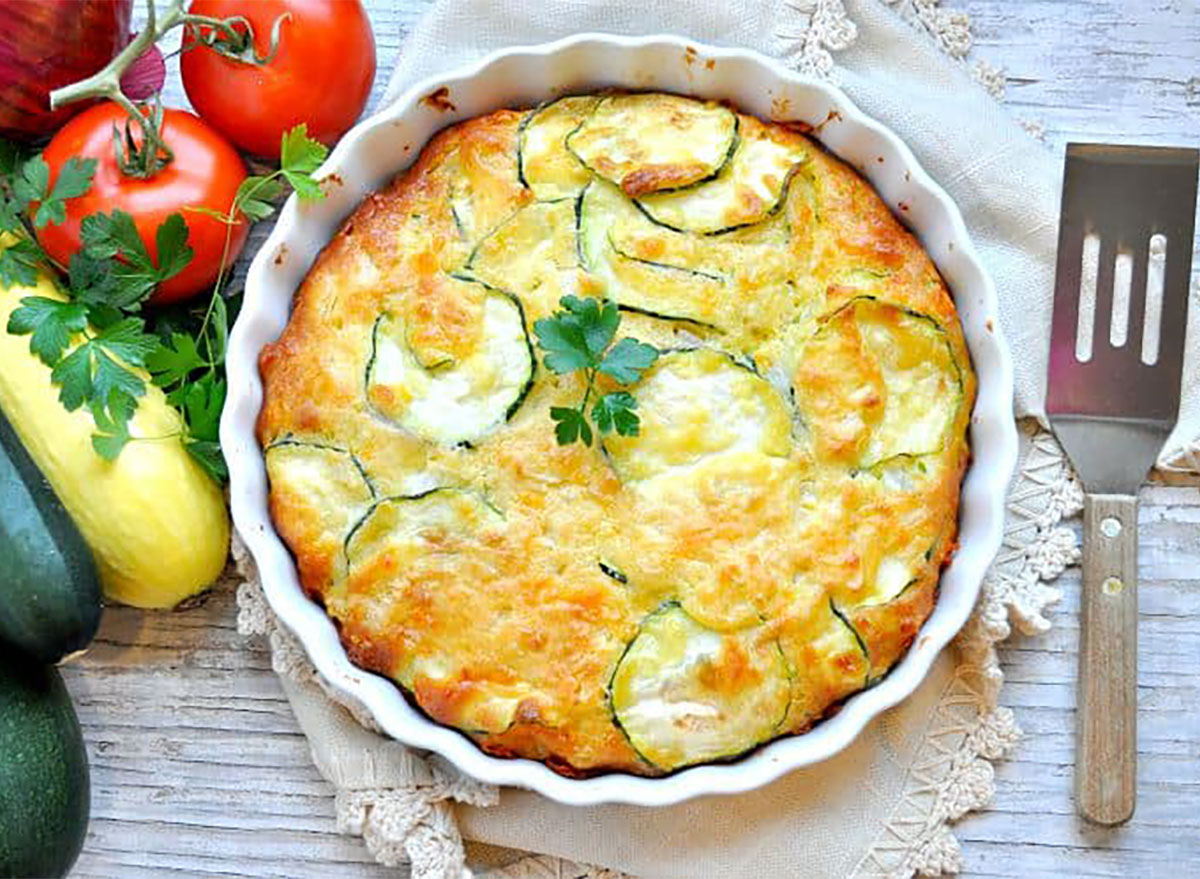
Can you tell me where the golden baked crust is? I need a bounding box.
[257,93,976,777]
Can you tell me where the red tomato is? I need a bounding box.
[37,102,248,305]
[181,0,375,158]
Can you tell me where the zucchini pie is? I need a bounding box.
[258,92,975,777]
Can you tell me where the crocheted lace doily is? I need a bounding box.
[236,3,1084,876]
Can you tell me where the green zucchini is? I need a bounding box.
[365,278,535,446]
[566,93,739,196]
[607,234,726,283]
[609,602,790,771]
[598,561,628,584]
[0,407,101,665]
[345,487,504,569]
[265,438,377,499]
[463,198,578,297]
[823,598,871,685]
[0,652,90,878]
[634,116,811,234]
[264,440,378,586]
[797,296,963,470]
[577,181,726,328]
[517,95,602,199]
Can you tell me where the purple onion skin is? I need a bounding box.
[0,0,134,142]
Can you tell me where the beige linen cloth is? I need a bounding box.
[235,2,1200,878]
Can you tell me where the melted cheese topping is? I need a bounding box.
[636,115,812,233]
[258,93,975,778]
[611,604,790,771]
[366,287,533,445]
[603,349,792,485]
[518,96,602,199]
[567,93,738,196]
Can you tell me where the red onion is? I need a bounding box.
[0,0,134,141]
[119,43,167,101]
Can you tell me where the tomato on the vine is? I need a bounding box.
[181,0,375,159]
[37,102,249,305]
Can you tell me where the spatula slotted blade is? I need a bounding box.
[1047,142,1198,827]
[1048,143,1198,494]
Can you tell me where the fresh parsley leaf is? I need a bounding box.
[592,391,640,436]
[555,295,618,358]
[0,147,222,478]
[534,320,591,374]
[32,157,96,228]
[598,337,658,384]
[0,236,46,288]
[535,296,658,447]
[7,296,87,365]
[85,303,125,331]
[11,155,95,227]
[206,293,229,366]
[153,213,194,281]
[280,124,329,200]
[12,155,49,209]
[43,317,153,415]
[181,373,225,442]
[90,348,146,408]
[550,405,592,446]
[79,210,193,308]
[67,251,113,299]
[234,175,285,221]
[146,332,204,387]
[50,344,94,410]
[89,398,132,461]
[80,211,144,262]
[185,439,227,482]
[0,194,22,233]
[94,317,157,368]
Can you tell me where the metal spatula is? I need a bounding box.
[1047,143,1199,826]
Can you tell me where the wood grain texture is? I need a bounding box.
[1077,494,1139,826]
[63,2,1200,877]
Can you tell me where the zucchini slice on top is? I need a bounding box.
[635,115,811,234]
[264,441,376,585]
[566,93,738,197]
[794,297,962,470]
[603,348,793,483]
[446,151,529,247]
[518,95,602,199]
[578,181,726,327]
[345,487,503,571]
[814,599,871,692]
[610,603,790,771]
[366,280,535,446]
[465,198,578,309]
[839,575,934,681]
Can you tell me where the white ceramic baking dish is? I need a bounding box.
[222,33,1018,807]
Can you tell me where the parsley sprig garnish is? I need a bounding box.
[534,296,658,446]
[0,125,328,482]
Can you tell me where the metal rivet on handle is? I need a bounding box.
[1100,516,1122,538]
[1102,577,1125,596]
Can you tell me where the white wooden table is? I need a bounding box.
[65,2,1200,877]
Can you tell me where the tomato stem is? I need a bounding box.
[48,0,290,179]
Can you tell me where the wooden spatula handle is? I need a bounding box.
[1077,493,1138,825]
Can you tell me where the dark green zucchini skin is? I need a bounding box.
[0,407,102,665]
[0,651,90,878]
